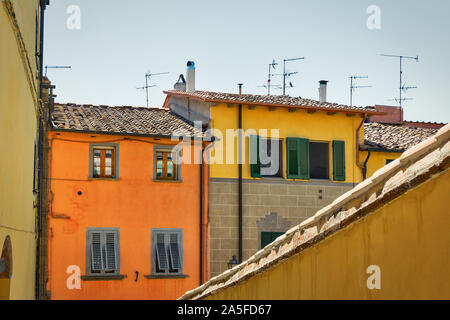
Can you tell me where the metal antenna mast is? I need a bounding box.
[136,71,169,107]
[283,57,304,96]
[349,75,371,106]
[266,59,280,95]
[44,65,71,76]
[380,54,419,107]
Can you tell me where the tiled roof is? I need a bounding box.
[51,103,204,138]
[179,124,450,300]
[403,121,447,130]
[364,122,439,152]
[164,90,381,115]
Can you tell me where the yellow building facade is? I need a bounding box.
[0,0,45,300]
[181,124,450,300]
[164,71,383,277]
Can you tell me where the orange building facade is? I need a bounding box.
[45,104,210,300]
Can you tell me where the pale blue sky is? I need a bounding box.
[44,0,449,123]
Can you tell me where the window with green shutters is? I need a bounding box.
[260,232,285,248]
[286,138,310,179]
[332,140,346,181]
[250,135,261,177]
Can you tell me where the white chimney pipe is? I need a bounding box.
[319,80,328,103]
[186,61,195,93]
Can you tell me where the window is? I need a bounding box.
[260,232,284,248]
[86,228,120,276]
[386,159,394,165]
[286,138,309,179]
[250,136,282,178]
[310,142,329,179]
[151,229,183,275]
[89,144,119,179]
[286,138,345,181]
[153,146,181,181]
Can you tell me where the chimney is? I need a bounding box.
[319,80,328,103]
[238,83,243,96]
[173,74,186,91]
[186,61,195,93]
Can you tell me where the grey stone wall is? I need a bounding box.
[209,178,353,277]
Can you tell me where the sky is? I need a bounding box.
[44,0,450,123]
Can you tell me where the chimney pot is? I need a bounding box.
[186,61,196,93]
[238,83,243,96]
[319,80,328,103]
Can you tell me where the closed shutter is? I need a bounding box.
[286,138,301,178]
[250,135,261,178]
[333,140,346,181]
[168,233,181,271]
[90,232,103,272]
[299,138,310,180]
[104,232,118,272]
[156,233,169,271]
[261,232,285,248]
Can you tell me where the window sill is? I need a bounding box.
[88,177,120,181]
[144,274,189,279]
[152,179,182,183]
[81,274,127,281]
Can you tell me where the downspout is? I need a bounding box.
[362,150,371,180]
[238,84,243,264]
[36,0,47,300]
[355,113,367,180]
[200,145,203,285]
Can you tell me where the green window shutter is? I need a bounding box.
[261,232,285,248]
[286,138,300,179]
[298,138,310,180]
[333,140,346,181]
[250,135,261,177]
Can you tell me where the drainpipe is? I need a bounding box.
[238,84,243,264]
[200,145,203,285]
[36,0,48,300]
[355,113,367,180]
[362,151,371,180]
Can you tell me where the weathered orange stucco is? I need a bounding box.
[47,131,209,300]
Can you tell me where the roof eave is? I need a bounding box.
[48,127,205,141]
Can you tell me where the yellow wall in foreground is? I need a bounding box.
[206,169,450,300]
[210,103,365,183]
[0,0,40,300]
[361,151,402,180]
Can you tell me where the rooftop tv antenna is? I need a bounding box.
[380,54,419,107]
[136,71,169,107]
[265,59,283,95]
[44,65,71,77]
[283,57,304,96]
[349,75,371,106]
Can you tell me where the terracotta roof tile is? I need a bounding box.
[164,90,381,114]
[51,103,204,138]
[364,122,438,152]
